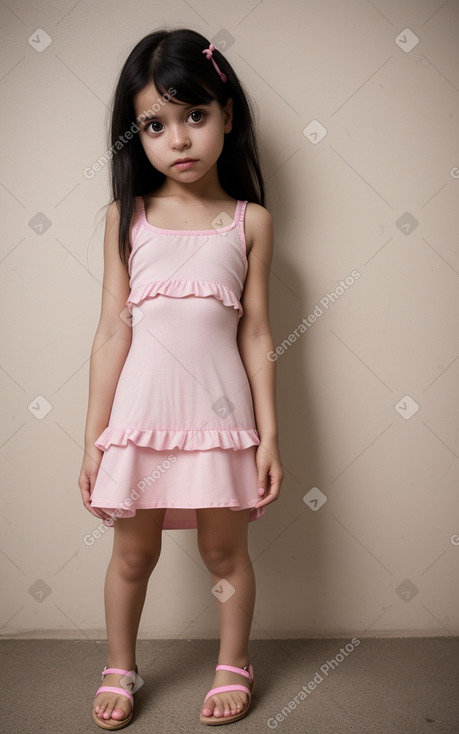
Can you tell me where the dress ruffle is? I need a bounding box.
[126,279,243,318]
[95,426,260,452]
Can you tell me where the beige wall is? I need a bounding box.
[1,0,458,639]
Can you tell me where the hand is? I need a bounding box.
[254,441,283,509]
[78,445,113,521]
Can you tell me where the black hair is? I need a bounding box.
[108,28,265,267]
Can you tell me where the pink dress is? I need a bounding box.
[89,197,264,530]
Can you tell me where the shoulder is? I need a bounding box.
[106,197,142,226]
[244,202,273,257]
[244,202,272,229]
[103,200,129,273]
[107,198,121,216]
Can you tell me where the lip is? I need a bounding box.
[173,157,198,170]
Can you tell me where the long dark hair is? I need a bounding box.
[109,28,265,267]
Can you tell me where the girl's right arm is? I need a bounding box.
[78,201,132,519]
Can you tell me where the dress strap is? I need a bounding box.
[235,200,248,258]
[234,199,247,224]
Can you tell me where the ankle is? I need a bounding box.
[105,657,137,672]
[217,656,250,670]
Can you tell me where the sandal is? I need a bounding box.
[92,665,143,730]
[199,663,255,725]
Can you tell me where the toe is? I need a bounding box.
[202,696,216,717]
[94,702,107,718]
[103,703,115,720]
[212,698,224,718]
[202,690,248,719]
[111,706,128,721]
[219,696,231,717]
[94,694,130,723]
[229,695,239,715]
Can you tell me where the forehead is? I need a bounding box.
[133,83,177,120]
[134,83,162,112]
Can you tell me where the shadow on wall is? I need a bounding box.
[247,158,328,635]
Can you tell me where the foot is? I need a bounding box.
[201,665,251,720]
[93,670,133,725]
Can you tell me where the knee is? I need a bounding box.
[115,547,160,582]
[198,542,239,578]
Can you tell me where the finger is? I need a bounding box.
[86,504,114,522]
[255,478,281,508]
[80,485,113,521]
[255,488,271,507]
[254,493,275,508]
[256,468,269,499]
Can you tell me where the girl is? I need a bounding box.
[78,28,283,729]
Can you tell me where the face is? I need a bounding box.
[134,83,233,185]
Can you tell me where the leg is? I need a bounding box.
[93,509,166,725]
[197,508,255,720]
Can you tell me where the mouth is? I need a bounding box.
[173,158,198,170]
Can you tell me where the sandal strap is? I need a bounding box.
[102,667,136,679]
[216,664,254,682]
[95,685,134,705]
[101,666,143,694]
[204,684,251,702]
[203,663,255,703]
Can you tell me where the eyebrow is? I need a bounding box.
[137,114,161,124]
[136,102,212,125]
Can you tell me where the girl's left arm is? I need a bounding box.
[237,203,284,508]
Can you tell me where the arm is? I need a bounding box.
[237,203,283,508]
[78,201,133,519]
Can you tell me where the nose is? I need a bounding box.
[169,123,190,150]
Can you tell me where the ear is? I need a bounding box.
[223,97,233,133]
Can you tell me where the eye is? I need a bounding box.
[187,110,205,124]
[146,121,164,134]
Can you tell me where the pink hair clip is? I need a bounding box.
[202,43,227,82]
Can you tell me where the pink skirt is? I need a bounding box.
[90,443,265,530]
